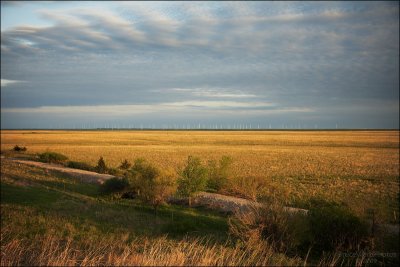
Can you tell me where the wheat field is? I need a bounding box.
[1,130,399,222]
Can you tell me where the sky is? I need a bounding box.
[1,1,399,129]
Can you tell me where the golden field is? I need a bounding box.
[1,130,399,222]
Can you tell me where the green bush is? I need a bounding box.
[13,145,27,152]
[38,152,68,164]
[66,161,94,171]
[207,156,232,192]
[307,198,369,252]
[177,156,208,206]
[99,177,129,194]
[127,158,176,211]
[96,156,108,174]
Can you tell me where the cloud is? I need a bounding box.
[2,100,312,115]
[1,1,396,55]
[1,79,26,87]
[1,1,398,129]
[169,88,258,98]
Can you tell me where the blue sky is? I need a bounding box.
[1,1,399,129]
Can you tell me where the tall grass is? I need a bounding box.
[1,223,374,266]
[1,228,301,266]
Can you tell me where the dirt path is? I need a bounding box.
[192,191,309,215]
[1,157,115,184]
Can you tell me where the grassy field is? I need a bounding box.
[1,159,304,266]
[1,130,399,223]
[1,130,399,265]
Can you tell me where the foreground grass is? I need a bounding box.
[0,160,302,266]
[1,229,301,266]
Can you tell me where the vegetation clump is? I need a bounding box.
[100,177,130,194]
[177,156,208,206]
[127,158,177,212]
[119,159,132,170]
[96,156,108,174]
[207,156,233,192]
[13,145,27,152]
[229,202,304,254]
[66,161,94,171]
[107,167,125,176]
[38,152,68,164]
[229,198,371,257]
[307,198,369,252]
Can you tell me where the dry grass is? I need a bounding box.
[2,130,398,223]
[1,231,374,266]
[1,227,301,266]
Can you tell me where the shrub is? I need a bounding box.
[66,161,94,171]
[121,191,137,199]
[177,156,208,206]
[127,159,176,211]
[207,156,232,192]
[307,198,369,252]
[99,177,130,194]
[229,202,306,253]
[38,152,68,164]
[107,167,123,176]
[13,145,27,152]
[119,159,131,170]
[96,156,108,174]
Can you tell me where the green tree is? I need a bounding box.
[127,159,176,212]
[96,156,108,174]
[177,156,208,206]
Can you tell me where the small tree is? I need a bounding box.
[144,167,177,213]
[177,156,208,206]
[128,159,176,212]
[124,158,146,197]
[119,159,131,170]
[96,156,108,174]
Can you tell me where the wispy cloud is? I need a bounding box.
[1,79,26,87]
[2,100,311,115]
[2,2,397,55]
[169,88,258,98]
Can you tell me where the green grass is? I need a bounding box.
[0,160,229,244]
[1,183,62,206]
